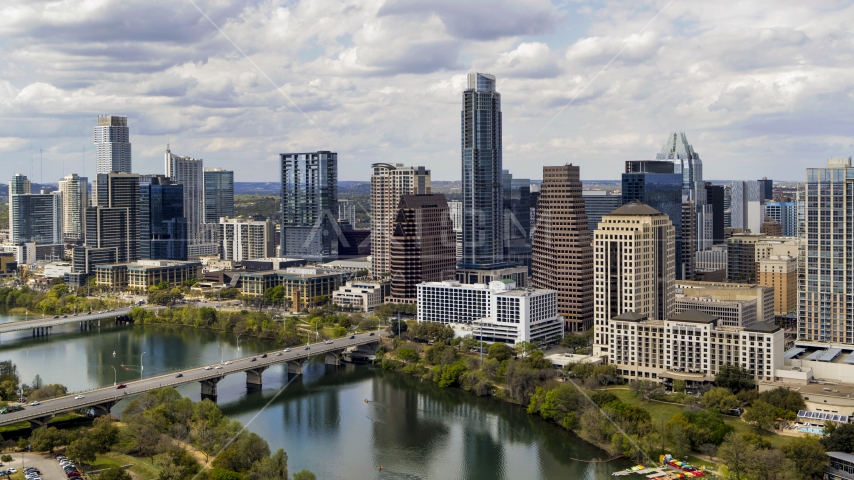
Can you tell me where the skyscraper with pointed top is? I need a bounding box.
[461,72,503,268]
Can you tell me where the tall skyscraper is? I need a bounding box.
[139,176,187,260]
[621,160,687,279]
[582,191,623,240]
[164,148,204,243]
[681,201,696,280]
[203,168,234,223]
[592,201,676,356]
[800,158,854,343]
[58,174,88,242]
[9,190,62,245]
[731,180,763,233]
[757,178,774,202]
[705,183,726,244]
[389,194,456,300]
[85,173,140,264]
[280,151,338,261]
[370,163,431,276]
[503,170,532,269]
[656,132,713,251]
[8,174,31,243]
[531,165,594,332]
[461,72,503,268]
[94,115,131,174]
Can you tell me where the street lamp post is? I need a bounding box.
[110,366,116,387]
[236,333,243,351]
[140,352,146,379]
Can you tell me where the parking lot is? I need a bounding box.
[10,453,68,479]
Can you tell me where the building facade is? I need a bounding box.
[139,176,187,261]
[165,148,205,245]
[582,191,622,240]
[94,115,131,174]
[95,260,201,292]
[675,280,774,325]
[417,280,564,345]
[606,310,782,384]
[203,168,234,224]
[332,281,384,312]
[461,72,503,268]
[531,165,594,332]
[337,199,356,228]
[593,201,676,357]
[85,173,140,264]
[280,151,338,262]
[370,163,431,276]
[58,174,88,241]
[503,170,532,268]
[9,191,62,246]
[731,180,763,233]
[764,201,797,237]
[759,255,797,315]
[218,217,276,262]
[388,194,456,301]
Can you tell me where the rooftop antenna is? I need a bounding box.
[40,148,43,185]
[82,147,85,177]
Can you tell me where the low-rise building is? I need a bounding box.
[332,281,385,312]
[695,244,727,271]
[675,280,774,324]
[94,260,202,292]
[321,257,371,274]
[675,294,758,327]
[0,252,17,277]
[606,310,783,386]
[238,267,345,310]
[417,280,564,345]
[219,217,276,262]
[242,257,305,271]
[42,262,73,278]
[826,452,854,480]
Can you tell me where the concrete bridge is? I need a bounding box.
[0,332,382,429]
[0,307,140,338]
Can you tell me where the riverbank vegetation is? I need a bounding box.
[378,330,828,479]
[0,284,120,316]
[22,387,311,480]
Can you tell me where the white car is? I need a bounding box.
[284,348,291,352]
[215,365,223,369]
[29,401,40,406]
[74,395,84,399]
[225,361,232,365]
[204,366,213,370]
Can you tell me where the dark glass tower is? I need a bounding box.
[621,161,686,279]
[461,72,503,268]
[139,175,187,260]
[280,151,338,261]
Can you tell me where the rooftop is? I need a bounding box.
[744,322,782,333]
[608,200,662,216]
[669,310,718,324]
[613,311,648,322]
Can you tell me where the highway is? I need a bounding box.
[0,307,137,334]
[0,332,382,427]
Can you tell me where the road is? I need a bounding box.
[0,332,383,427]
[0,307,138,334]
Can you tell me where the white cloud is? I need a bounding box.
[0,0,853,182]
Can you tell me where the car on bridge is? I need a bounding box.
[116,384,127,389]
[29,401,40,406]
[204,366,213,370]
[74,395,84,399]
[175,373,183,378]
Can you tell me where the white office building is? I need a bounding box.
[218,217,276,262]
[607,310,783,385]
[417,280,564,344]
[94,115,131,174]
[332,281,384,312]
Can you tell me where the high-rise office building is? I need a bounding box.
[531,165,594,332]
[58,174,88,242]
[582,191,622,241]
[85,173,140,264]
[731,181,763,233]
[337,199,356,228]
[592,201,676,356]
[705,183,726,244]
[94,115,131,174]
[764,201,797,237]
[622,160,687,279]
[448,201,463,262]
[656,132,713,251]
[388,194,456,300]
[164,148,204,242]
[139,176,187,260]
[370,163,430,276]
[757,178,774,202]
[723,185,732,229]
[681,201,696,280]
[280,151,338,262]
[800,158,854,343]
[203,168,234,224]
[9,190,62,245]
[8,174,31,243]
[461,72,503,268]
[218,217,276,262]
[503,170,532,269]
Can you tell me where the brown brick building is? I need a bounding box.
[389,194,456,301]
[531,165,594,332]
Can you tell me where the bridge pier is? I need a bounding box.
[29,414,55,429]
[92,400,117,417]
[32,326,53,337]
[245,366,269,392]
[200,377,224,402]
[325,349,345,367]
[287,358,308,379]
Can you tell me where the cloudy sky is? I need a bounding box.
[1,0,852,183]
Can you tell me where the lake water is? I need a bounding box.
[0,309,630,479]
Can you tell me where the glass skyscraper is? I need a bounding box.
[203,168,234,223]
[140,175,187,260]
[280,151,338,262]
[461,72,503,268]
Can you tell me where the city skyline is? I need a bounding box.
[1,1,852,183]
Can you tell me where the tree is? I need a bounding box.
[749,448,788,480]
[743,400,777,430]
[358,318,378,331]
[702,387,741,414]
[154,447,201,480]
[780,436,828,480]
[715,364,756,394]
[31,374,43,390]
[29,383,68,401]
[822,423,854,453]
[293,470,317,480]
[89,416,121,452]
[514,341,538,358]
[488,343,514,361]
[29,426,67,453]
[66,435,98,466]
[397,348,418,363]
[388,318,408,336]
[247,449,288,480]
[673,379,686,393]
[718,431,757,480]
[98,467,133,480]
